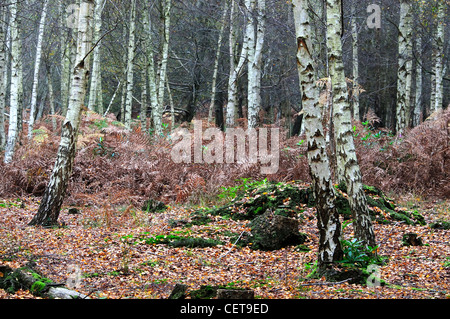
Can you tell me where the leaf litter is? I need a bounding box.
[0,191,449,299]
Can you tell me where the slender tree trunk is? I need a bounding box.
[124,0,136,129]
[4,1,22,164]
[88,0,104,114]
[28,0,49,140]
[413,5,422,127]
[166,76,175,129]
[0,6,6,150]
[153,0,172,136]
[226,0,250,128]
[395,0,412,135]
[208,1,229,123]
[351,3,360,120]
[47,68,57,131]
[140,67,148,132]
[119,25,127,122]
[433,1,445,111]
[327,0,376,248]
[143,4,158,132]
[293,0,343,269]
[247,0,266,129]
[29,0,94,227]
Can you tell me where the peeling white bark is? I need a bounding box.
[124,0,136,129]
[0,6,6,150]
[247,0,266,129]
[327,0,376,248]
[293,0,343,266]
[29,0,94,227]
[88,0,105,114]
[433,1,445,111]
[396,0,412,135]
[153,0,172,136]
[4,1,21,164]
[226,0,250,128]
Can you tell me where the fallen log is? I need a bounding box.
[0,265,89,299]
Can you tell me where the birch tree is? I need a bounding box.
[88,0,105,114]
[226,0,250,128]
[153,0,172,136]
[293,0,343,268]
[395,0,412,135]
[124,0,136,129]
[143,2,158,131]
[4,1,22,164]
[327,0,376,248]
[247,0,266,129]
[413,5,422,127]
[60,1,72,117]
[28,0,49,140]
[433,0,445,112]
[351,3,360,120]
[29,0,94,227]
[0,6,6,150]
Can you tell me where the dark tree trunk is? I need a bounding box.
[215,90,225,131]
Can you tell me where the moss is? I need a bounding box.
[189,284,246,299]
[429,219,450,230]
[30,281,47,294]
[202,181,311,221]
[335,193,352,219]
[189,285,219,299]
[168,237,221,248]
[389,211,414,225]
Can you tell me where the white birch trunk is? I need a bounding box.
[292,0,343,267]
[124,0,137,129]
[60,1,73,116]
[413,6,422,127]
[0,6,6,150]
[247,0,266,129]
[208,1,229,123]
[28,0,49,140]
[327,0,376,248]
[226,0,250,128]
[433,1,445,111]
[4,1,21,164]
[87,0,104,114]
[395,0,412,135]
[153,0,172,136]
[351,4,360,120]
[143,4,158,132]
[29,0,94,227]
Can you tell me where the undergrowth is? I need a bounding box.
[0,108,448,209]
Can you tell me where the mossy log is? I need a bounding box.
[0,265,89,299]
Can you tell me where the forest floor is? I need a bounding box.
[0,191,449,299]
